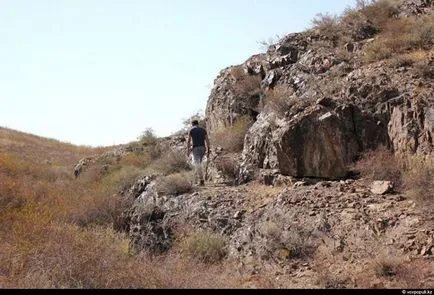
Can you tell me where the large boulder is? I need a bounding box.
[240,103,389,179]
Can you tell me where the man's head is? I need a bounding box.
[191,120,199,126]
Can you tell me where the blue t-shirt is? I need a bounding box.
[189,126,207,147]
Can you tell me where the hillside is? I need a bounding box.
[1,0,433,289]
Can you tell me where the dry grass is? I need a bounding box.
[180,230,227,264]
[0,128,246,288]
[211,116,253,153]
[352,146,404,190]
[403,156,434,213]
[259,222,316,260]
[155,172,193,196]
[117,152,152,169]
[364,15,434,63]
[390,49,434,67]
[357,0,399,30]
[148,148,190,175]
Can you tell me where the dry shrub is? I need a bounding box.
[117,152,152,169]
[68,193,134,228]
[155,172,193,196]
[215,155,239,183]
[391,50,432,67]
[211,116,253,153]
[150,148,190,175]
[279,227,317,259]
[180,230,227,263]
[230,66,262,97]
[364,15,434,63]
[364,39,394,62]
[357,0,399,30]
[260,222,316,260]
[264,85,295,117]
[403,156,434,212]
[257,34,282,52]
[352,146,403,189]
[316,269,350,289]
[101,165,144,191]
[372,255,403,277]
[411,15,434,49]
[132,252,241,288]
[311,12,341,40]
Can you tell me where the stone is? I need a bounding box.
[294,181,307,187]
[370,181,393,195]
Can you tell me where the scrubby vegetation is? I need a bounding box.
[211,115,253,153]
[180,230,227,263]
[1,0,433,289]
[0,128,241,288]
[353,146,434,212]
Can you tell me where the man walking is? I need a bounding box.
[187,119,210,186]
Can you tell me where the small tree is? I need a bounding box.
[138,128,157,146]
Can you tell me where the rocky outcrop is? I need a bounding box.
[240,103,389,179]
[116,174,434,282]
[388,99,434,155]
[116,175,246,254]
[204,7,433,180]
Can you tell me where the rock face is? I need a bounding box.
[116,175,245,254]
[205,55,266,135]
[204,16,433,180]
[240,103,389,179]
[388,100,434,155]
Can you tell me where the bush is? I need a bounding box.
[403,156,434,213]
[311,12,341,41]
[357,0,398,30]
[180,230,227,263]
[364,39,394,62]
[155,172,193,196]
[211,116,253,153]
[102,165,144,191]
[352,146,403,190]
[215,155,239,184]
[260,222,316,260]
[138,128,158,146]
[150,148,191,175]
[117,152,152,169]
[264,85,296,117]
[373,255,402,277]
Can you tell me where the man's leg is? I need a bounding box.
[192,146,205,185]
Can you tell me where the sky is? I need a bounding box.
[0,0,356,147]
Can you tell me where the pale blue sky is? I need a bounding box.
[0,0,355,147]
